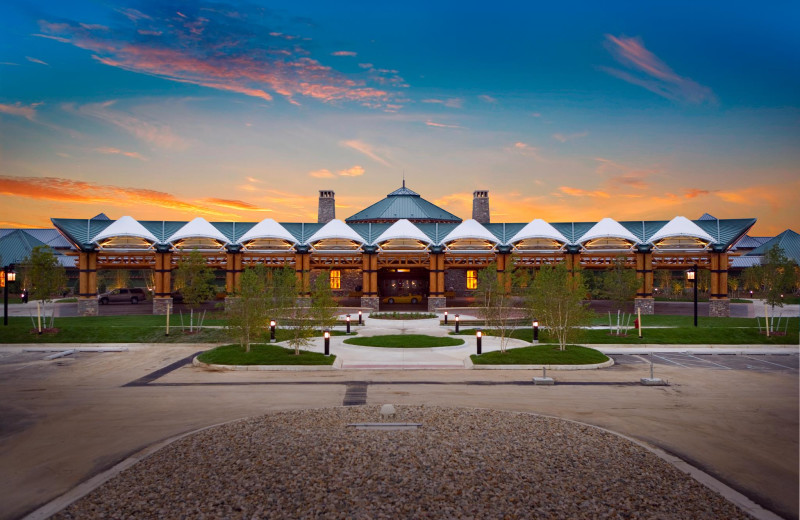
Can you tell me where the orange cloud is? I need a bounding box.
[553,131,587,143]
[95,147,147,160]
[683,188,711,199]
[426,121,462,129]
[559,186,611,198]
[338,165,365,177]
[341,140,391,166]
[202,198,271,211]
[309,169,335,178]
[0,102,39,121]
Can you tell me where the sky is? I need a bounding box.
[1,0,798,235]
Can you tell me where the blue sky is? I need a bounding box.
[1,0,798,233]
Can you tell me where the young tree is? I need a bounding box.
[475,262,520,354]
[697,269,711,294]
[21,246,67,329]
[311,271,339,333]
[226,267,267,352]
[727,276,740,299]
[174,250,216,331]
[761,245,797,309]
[263,266,298,323]
[600,256,639,311]
[525,262,593,351]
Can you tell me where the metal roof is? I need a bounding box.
[731,235,771,250]
[745,229,800,264]
[0,230,74,267]
[345,183,462,223]
[441,219,499,244]
[648,216,715,243]
[94,216,159,243]
[374,219,433,245]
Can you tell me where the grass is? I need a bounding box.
[197,343,335,365]
[343,334,464,348]
[369,312,438,320]
[0,315,346,344]
[471,344,609,365]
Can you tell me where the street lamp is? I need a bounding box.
[270,319,276,342]
[444,310,448,325]
[532,319,539,344]
[476,328,482,355]
[686,265,698,327]
[3,265,16,326]
[323,330,330,356]
[455,314,460,333]
[358,310,363,325]
[346,314,351,334]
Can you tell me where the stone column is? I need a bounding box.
[77,250,98,316]
[152,251,173,315]
[709,252,730,317]
[634,251,655,315]
[360,252,379,311]
[428,253,446,312]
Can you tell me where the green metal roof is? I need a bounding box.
[746,229,800,264]
[0,230,48,266]
[345,183,461,223]
[51,218,114,250]
[693,218,756,251]
[484,223,527,244]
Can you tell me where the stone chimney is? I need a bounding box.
[317,190,335,223]
[472,190,490,224]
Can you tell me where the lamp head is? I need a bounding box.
[323,330,330,339]
[270,320,276,327]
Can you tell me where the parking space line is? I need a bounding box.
[685,354,731,370]
[652,353,689,368]
[740,356,798,370]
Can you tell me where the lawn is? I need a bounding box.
[197,344,335,365]
[0,315,346,344]
[368,312,437,320]
[343,334,464,348]
[471,344,609,365]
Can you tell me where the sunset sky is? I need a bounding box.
[1,1,798,235]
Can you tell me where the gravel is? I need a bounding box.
[54,406,751,519]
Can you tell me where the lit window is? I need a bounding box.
[466,270,477,290]
[330,270,341,289]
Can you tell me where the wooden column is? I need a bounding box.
[429,253,445,297]
[295,252,311,297]
[634,251,654,314]
[709,252,730,317]
[78,251,98,298]
[153,252,172,298]
[225,251,243,294]
[369,254,378,298]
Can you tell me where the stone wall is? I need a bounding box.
[153,297,173,315]
[634,298,654,315]
[472,190,490,223]
[444,269,469,296]
[709,299,730,317]
[77,298,98,316]
[317,191,335,223]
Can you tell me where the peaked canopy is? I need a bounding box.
[169,217,229,244]
[238,218,297,244]
[649,216,714,244]
[345,182,461,224]
[307,219,365,245]
[374,219,432,246]
[93,216,159,244]
[579,218,640,245]
[441,219,499,245]
[508,218,568,244]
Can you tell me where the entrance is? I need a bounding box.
[378,268,429,305]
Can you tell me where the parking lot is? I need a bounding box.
[611,352,799,372]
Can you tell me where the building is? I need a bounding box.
[46,185,761,318]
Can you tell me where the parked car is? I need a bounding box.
[380,294,424,304]
[99,288,148,305]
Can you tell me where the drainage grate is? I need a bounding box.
[343,382,368,406]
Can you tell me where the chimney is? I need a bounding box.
[318,190,335,223]
[472,190,490,224]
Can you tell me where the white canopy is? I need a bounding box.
[649,216,714,244]
[578,218,639,244]
[238,218,297,244]
[374,219,432,245]
[307,219,364,245]
[508,219,568,244]
[441,219,499,245]
[93,216,158,244]
[168,217,229,244]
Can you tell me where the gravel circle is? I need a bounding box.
[54,406,750,519]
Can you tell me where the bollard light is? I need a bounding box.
[444,310,448,324]
[324,330,330,356]
[533,319,539,343]
[270,319,276,342]
[476,328,482,355]
[358,310,363,325]
[455,314,460,333]
[346,314,351,334]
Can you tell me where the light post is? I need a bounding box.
[323,330,330,356]
[455,314,460,333]
[444,310,448,324]
[3,265,16,326]
[476,328,482,355]
[686,265,698,327]
[358,310,362,325]
[532,319,539,344]
[346,314,351,334]
[270,319,276,342]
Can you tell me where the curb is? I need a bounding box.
[192,356,341,371]
[471,358,615,370]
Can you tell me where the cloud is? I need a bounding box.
[683,188,711,199]
[552,131,587,143]
[202,198,270,211]
[478,95,497,104]
[425,120,462,129]
[95,147,147,160]
[505,142,542,160]
[422,98,463,109]
[0,102,39,121]
[245,176,262,183]
[69,100,189,150]
[601,34,716,104]
[309,169,335,178]
[559,186,611,198]
[331,51,356,57]
[25,56,49,66]
[37,2,401,108]
[0,175,241,217]
[594,157,655,191]
[337,165,365,177]
[340,139,391,166]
